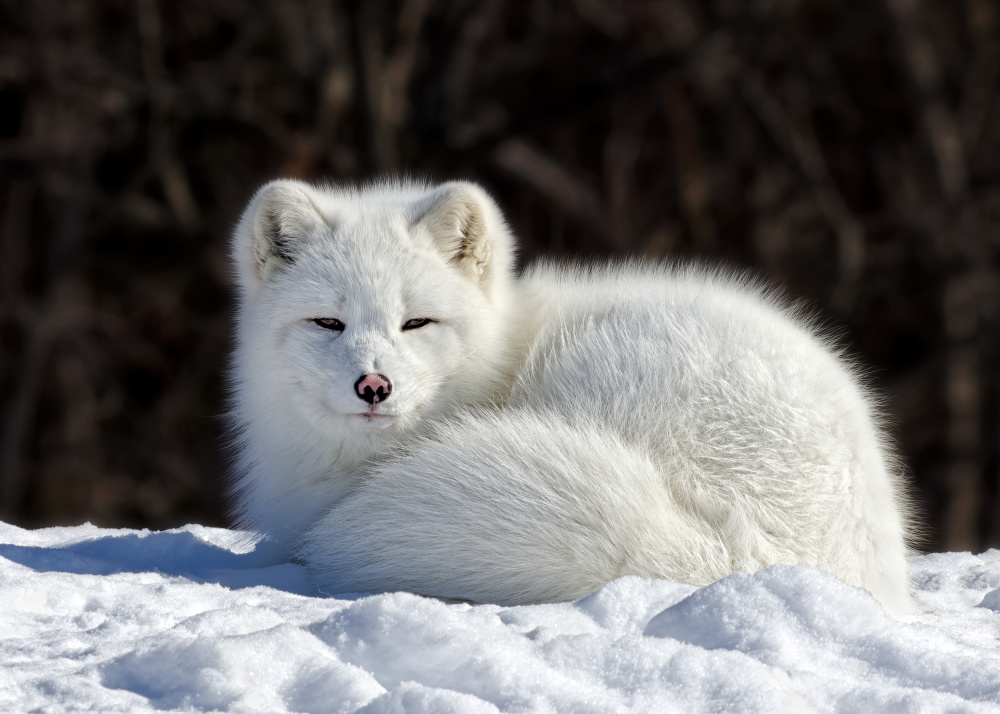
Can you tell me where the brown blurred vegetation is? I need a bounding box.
[1,0,999,551]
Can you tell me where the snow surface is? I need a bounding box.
[2,522,1000,713]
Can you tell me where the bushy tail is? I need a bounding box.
[300,410,724,605]
[300,409,914,618]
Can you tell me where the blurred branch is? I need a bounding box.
[0,325,49,517]
[738,69,866,315]
[883,0,988,550]
[348,0,433,169]
[941,278,981,550]
[444,0,505,126]
[884,0,968,202]
[602,102,645,251]
[663,82,715,253]
[494,139,611,241]
[464,51,685,153]
[137,0,199,229]
[960,0,1000,171]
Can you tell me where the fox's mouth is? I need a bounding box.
[348,412,398,429]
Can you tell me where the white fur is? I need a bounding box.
[228,179,915,617]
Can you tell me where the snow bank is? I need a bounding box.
[2,521,999,712]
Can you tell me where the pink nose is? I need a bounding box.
[354,373,392,404]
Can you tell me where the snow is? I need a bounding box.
[2,522,999,713]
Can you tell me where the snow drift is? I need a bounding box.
[2,521,999,712]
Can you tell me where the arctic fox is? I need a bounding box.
[228,179,915,617]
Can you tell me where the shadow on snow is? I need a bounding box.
[0,529,316,596]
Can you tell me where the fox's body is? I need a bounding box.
[228,180,914,617]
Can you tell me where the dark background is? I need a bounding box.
[1,0,998,552]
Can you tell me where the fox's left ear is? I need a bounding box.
[412,182,514,292]
[232,180,324,296]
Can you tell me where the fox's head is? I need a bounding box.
[230,180,517,448]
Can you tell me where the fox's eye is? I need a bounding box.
[402,318,434,331]
[313,318,345,331]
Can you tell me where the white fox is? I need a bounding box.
[228,179,915,617]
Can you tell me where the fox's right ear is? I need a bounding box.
[232,180,323,292]
[411,181,514,293]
